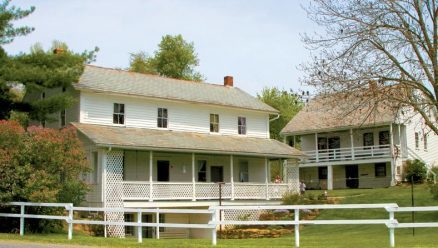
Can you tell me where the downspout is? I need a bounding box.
[269,113,280,122]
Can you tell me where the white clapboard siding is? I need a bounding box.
[79,92,269,138]
[404,113,438,166]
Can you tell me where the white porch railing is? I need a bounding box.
[122,182,290,201]
[303,145,391,164]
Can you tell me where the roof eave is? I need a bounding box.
[280,121,396,136]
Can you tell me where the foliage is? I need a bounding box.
[301,0,438,135]
[129,34,204,81]
[257,87,303,140]
[430,183,438,201]
[404,159,427,183]
[0,120,89,232]
[0,1,98,123]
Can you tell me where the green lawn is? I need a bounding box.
[0,184,437,247]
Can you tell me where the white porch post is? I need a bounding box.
[327,165,333,190]
[350,129,355,160]
[315,133,319,162]
[265,157,270,200]
[192,153,196,201]
[398,124,402,157]
[390,124,395,186]
[230,155,234,200]
[149,151,153,202]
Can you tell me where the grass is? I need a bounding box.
[0,184,437,247]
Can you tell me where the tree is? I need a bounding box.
[1,41,98,124]
[0,1,98,123]
[129,34,204,81]
[0,120,89,232]
[257,87,303,141]
[301,0,438,135]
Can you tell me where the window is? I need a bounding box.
[60,109,66,127]
[318,137,328,151]
[239,161,249,182]
[415,132,419,149]
[363,132,374,147]
[379,131,390,146]
[113,103,125,124]
[375,163,386,177]
[238,117,246,135]
[91,152,98,184]
[210,114,219,132]
[157,108,168,128]
[198,160,207,182]
[124,214,134,235]
[424,133,428,150]
[318,167,327,180]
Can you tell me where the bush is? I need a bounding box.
[282,193,305,205]
[0,120,89,233]
[404,159,427,183]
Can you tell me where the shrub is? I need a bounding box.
[404,159,427,183]
[0,120,89,233]
[282,193,305,205]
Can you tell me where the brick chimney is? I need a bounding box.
[53,48,65,55]
[224,76,233,87]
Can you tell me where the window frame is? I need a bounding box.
[363,132,374,147]
[423,133,428,151]
[210,114,219,133]
[378,131,390,146]
[238,116,247,135]
[197,160,207,182]
[414,132,419,149]
[113,103,125,125]
[157,107,168,128]
[374,163,387,177]
[239,161,249,182]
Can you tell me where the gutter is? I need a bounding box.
[269,113,280,122]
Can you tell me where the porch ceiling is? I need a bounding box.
[72,123,303,158]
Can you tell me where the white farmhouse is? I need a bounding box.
[28,65,303,238]
[281,94,438,190]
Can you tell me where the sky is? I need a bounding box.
[4,0,319,96]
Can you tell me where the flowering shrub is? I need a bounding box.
[0,120,89,232]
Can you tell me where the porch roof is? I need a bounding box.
[72,123,304,158]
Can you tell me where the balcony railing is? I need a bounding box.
[122,182,291,201]
[303,145,392,164]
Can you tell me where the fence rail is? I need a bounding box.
[1,202,438,247]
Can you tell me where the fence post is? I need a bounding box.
[295,208,300,248]
[137,209,142,243]
[156,208,160,239]
[211,209,217,246]
[389,210,395,248]
[20,204,25,236]
[68,204,73,240]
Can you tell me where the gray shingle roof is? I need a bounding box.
[74,65,278,113]
[72,123,303,158]
[281,94,397,135]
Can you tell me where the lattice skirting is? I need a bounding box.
[105,150,125,237]
[223,209,266,228]
[286,163,300,194]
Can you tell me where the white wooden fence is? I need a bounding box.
[1,202,438,247]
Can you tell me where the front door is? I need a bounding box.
[210,166,224,182]
[345,165,359,188]
[142,214,153,238]
[157,160,169,182]
[328,137,340,160]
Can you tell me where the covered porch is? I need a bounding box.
[122,151,292,201]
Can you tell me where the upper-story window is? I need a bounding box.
[414,132,419,149]
[113,103,125,124]
[210,114,219,132]
[424,133,428,151]
[363,132,374,147]
[379,131,389,147]
[157,108,168,128]
[238,117,246,135]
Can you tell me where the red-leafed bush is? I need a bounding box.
[0,120,89,233]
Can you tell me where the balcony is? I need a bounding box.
[122,182,291,201]
[302,145,392,164]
